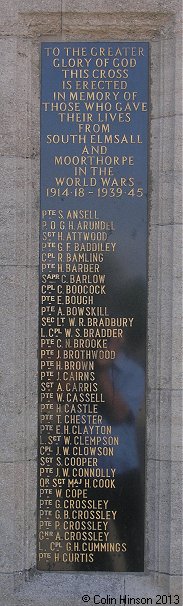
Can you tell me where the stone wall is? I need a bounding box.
[0,1,182,605]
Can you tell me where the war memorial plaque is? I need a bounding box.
[38,42,149,572]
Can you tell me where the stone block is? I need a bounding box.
[173,34,183,117]
[3,155,39,266]
[146,389,161,462]
[0,39,17,156]
[153,115,182,174]
[147,296,160,392]
[148,224,183,389]
[148,225,174,389]
[150,170,182,226]
[151,36,182,120]
[14,38,40,159]
[14,266,39,462]
[20,0,61,12]
[0,460,37,575]
[0,36,39,158]
[61,10,172,41]
[147,389,183,462]
[0,156,39,267]
[61,0,180,14]
[125,574,169,602]
[15,160,40,268]
[169,462,183,575]
[171,224,183,390]
[17,571,173,606]
[170,391,183,462]
[17,11,62,39]
[0,267,16,397]
[0,266,38,463]
[147,459,172,574]
[0,180,16,265]
[169,575,183,599]
[145,457,157,571]
[0,0,182,603]
[147,228,182,395]
[146,459,183,577]
[24,460,37,571]
[0,574,14,600]
[0,0,16,18]
[0,463,22,573]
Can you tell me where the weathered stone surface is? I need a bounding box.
[0,267,16,415]
[169,575,183,598]
[0,574,15,600]
[148,225,174,389]
[148,224,182,393]
[151,36,182,119]
[20,0,61,12]
[0,0,16,18]
[61,11,174,41]
[0,0,182,603]
[171,224,183,392]
[0,39,17,155]
[0,464,22,573]
[0,156,39,266]
[169,462,183,575]
[0,266,39,463]
[23,460,38,572]
[146,459,170,575]
[150,170,182,225]
[147,389,183,462]
[125,574,171,600]
[62,0,181,13]
[151,114,181,174]
[11,572,172,605]
[19,13,62,38]
[0,461,36,579]
[145,457,157,571]
[146,458,182,578]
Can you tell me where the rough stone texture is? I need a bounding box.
[148,225,174,389]
[0,0,182,604]
[0,156,39,267]
[61,12,175,41]
[1,573,177,606]
[147,389,183,462]
[0,38,17,156]
[61,0,181,12]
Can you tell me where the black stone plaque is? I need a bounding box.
[38,42,149,571]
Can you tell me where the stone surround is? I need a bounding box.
[0,1,182,604]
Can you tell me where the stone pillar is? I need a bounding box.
[0,1,182,604]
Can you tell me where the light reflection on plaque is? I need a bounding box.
[37,42,148,572]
